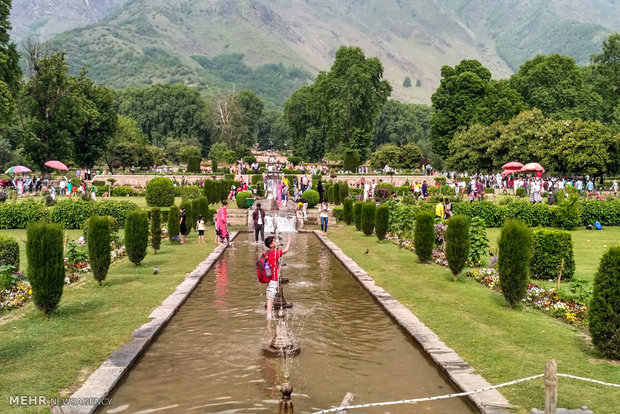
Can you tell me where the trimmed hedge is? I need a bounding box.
[498,219,532,308]
[180,186,203,200]
[343,198,353,224]
[0,235,19,269]
[302,189,320,208]
[168,204,180,242]
[339,181,349,202]
[445,215,470,281]
[362,201,376,236]
[0,199,49,229]
[151,207,162,253]
[530,229,575,281]
[353,201,363,231]
[414,211,435,263]
[186,156,201,173]
[375,204,390,241]
[236,191,251,209]
[146,177,175,207]
[111,186,135,197]
[589,247,620,359]
[50,200,93,230]
[251,174,262,185]
[125,210,149,265]
[27,222,65,314]
[332,182,341,205]
[333,208,344,222]
[87,215,111,285]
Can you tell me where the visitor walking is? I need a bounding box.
[196,214,206,244]
[179,207,188,244]
[265,234,292,320]
[216,201,230,244]
[319,199,329,235]
[252,203,266,243]
[435,199,445,220]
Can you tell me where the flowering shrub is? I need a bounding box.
[0,280,32,312]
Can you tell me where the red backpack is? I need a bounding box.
[256,252,272,283]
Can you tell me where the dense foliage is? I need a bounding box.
[26,222,65,314]
[125,210,149,265]
[146,177,175,207]
[168,204,180,242]
[445,215,470,281]
[589,247,620,359]
[236,191,251,209]
[302,190,319,208]
[353,201,363,231]
[375,204,390,241]
[150,207,161,253]
[467,217,489,267]
[498,220,532,308]
[87,215,111,285]
[362,201,376,236]
[0,234,19,269]
[414,211,435,263]
[343,198,354,225]
[530,229,575,281]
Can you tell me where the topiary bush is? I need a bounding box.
[339,181,349,202]
[326,185,334,203]
[125,210,149,265]
[445,215,470,281]
[530,229,575,281]
[332,208,344,222]
[362,201,376,236]
[375,204,390,241]
[0,235,19,269]
[332,182,341,205]
[186,156,201,173]
[87,215,111,285]
[343,198,354,225]
[51,199,94,229]
[168,204,180,243]
[0,199,49,229]
[193,197,209,222]
[146,177,175,207]
[498,219,533,308]
[251,174,262,185]
[93,200,138,228]
[374,183,394,203]
[589,247,620,359]
[468,217,489,267]
[236,191,251,209]
[302,189,320,208]
[179,186,203,200]
[414,210,435,263]
[26,222,65,314]
[354,201,363,231]
[343,149,360,172]
[151,207,162,253]
[180,200,193,235]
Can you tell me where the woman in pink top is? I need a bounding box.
[215,201,229,244]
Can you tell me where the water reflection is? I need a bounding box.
[102,233,474,413]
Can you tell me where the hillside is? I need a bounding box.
[11,0,620,106]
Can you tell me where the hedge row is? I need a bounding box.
[0,200,139,229]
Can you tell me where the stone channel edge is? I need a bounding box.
[52,232,240,414]
[312,230,512,414]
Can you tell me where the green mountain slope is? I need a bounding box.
[15,0,620,106]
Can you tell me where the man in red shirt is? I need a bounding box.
[265,234,292,320]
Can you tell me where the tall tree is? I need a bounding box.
[257,110,288,150]
[0,0,21,125]
[372,100,431,150]
[590,33,620,128]
[284,85,325,161]
[447,122,502,172]
[236,89,264,149]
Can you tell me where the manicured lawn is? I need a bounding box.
[0,229,227,414]
[328,225,620,414]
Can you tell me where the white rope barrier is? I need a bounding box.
[311,373,620,414]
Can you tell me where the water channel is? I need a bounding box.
[102,233,474,413]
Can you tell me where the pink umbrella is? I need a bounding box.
[519,162,545,173]
[501,161,524,170]
[44,160,69,171]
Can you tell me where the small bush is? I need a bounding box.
[557,187,581,230]
[414,211,435,263]
[326,185,335,203]
[435,177,447,186]
[333,208,344,222]
[343,198,354,224]
[27,223,65,314]
[0,199,49,229]
[288,156,302,165]
[468,217,489,267]
[375,204,390,241]
[516,188,526,197]
[354,201,363,230]
[498,219,532,307]
[168,204,180,242]
[125,210,149,265]
[151,207,162,253]
[251,174,262,185]
[146,177,175,207]
[0,235,19,269]
[530,229,575,281]
[332,182,341,205]
[87,215,111,285]
[589,247,620,359]
[302,189,320,208]
[445,215,470,281]
[236,191,251,209]
[362,201,376,236]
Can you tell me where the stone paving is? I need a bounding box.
[52,233,238,414]
[313,230,512,414]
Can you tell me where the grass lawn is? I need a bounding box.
[0,229,228,414]
[328,225,620,414]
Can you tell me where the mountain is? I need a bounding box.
[9,0,620,106]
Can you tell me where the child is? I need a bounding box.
[196,214,206,244]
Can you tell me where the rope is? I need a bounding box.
[311,372,620,414]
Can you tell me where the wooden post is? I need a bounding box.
[556,258,565,292]
[544,359,557,414]
[336,392,356,414]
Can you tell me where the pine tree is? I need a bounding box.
[27,222,65,313]
[125,210,149,265]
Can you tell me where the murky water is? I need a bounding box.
[102,233,474,413]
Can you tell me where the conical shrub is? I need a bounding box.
[362,201,376,236]
[168,204,180,243]
[445,215,470,281]
[498,219,532,307]
[354,201,363,231]
[87,215,111,285]
[375,204,390,241]
[125,210,149,265]
[414,211,435,263]
[27,223,65,314]
[151,208,161,253]
[589,247,620,359]
[343,198,354,225]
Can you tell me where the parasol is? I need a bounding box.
[519,162,545,173]
[5,165,32,175]
[44,160,69,171]
[501,161,524,170]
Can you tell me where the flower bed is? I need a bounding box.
[0,279,32,312]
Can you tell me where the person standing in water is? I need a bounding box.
[265,234,291,320]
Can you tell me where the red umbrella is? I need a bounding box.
[519,162,545,173]
[44,160,69,171]
[501,161,524,170]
